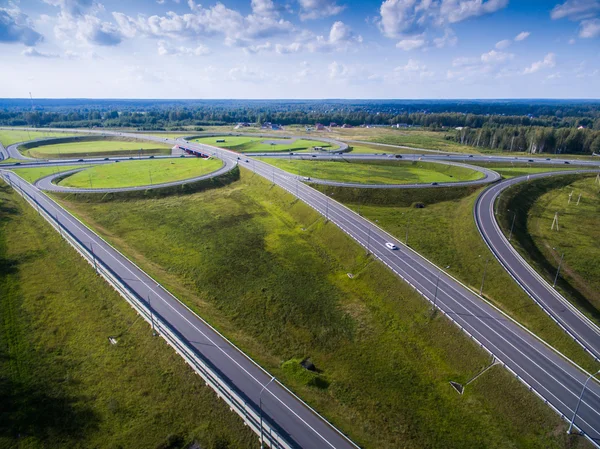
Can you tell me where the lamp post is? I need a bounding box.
[552,247,564,288]
[478,255,489,296]
[508,210,517,242]
[259,376,276,448]
[567,369,600,434]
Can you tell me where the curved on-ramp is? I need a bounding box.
[475,170,600,361]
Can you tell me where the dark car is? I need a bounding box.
[245,159,249,162]
[468,155,474,158]
[237,156,241,160]
[149,155,155,159]
[431,182,439,186]
[395,154,402,158]
[312,155,317,158]
[528,159,534,162]
[564,161,571,164]
[78,159,84,162]
[104,157,109,161]
[546,158,551,161]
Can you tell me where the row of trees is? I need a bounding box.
[452,126,600,154]
[3,109,600,131]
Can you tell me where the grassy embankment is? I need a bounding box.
[57,158,224,189]
[0,129,80,147]
[55,168,590,449]
[496,174,600,326]
[12,165,87,183]
[0,182,256,448]
[311,181,600,375]
[471,162,587,179]
[259,158,484,184]
[191,136,337,153]
[20,137,172,159]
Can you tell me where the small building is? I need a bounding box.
[329,122,338,128]
[315,123,325,130]
[341,124,353,128]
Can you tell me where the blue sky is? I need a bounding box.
[1,0,599,98]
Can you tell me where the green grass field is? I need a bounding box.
[58,158,223,189]
[259,158,484,184]
[314,182,600,374]
[191,136,337,153]
[12,165,87,183]
[0,129,80,147]
[54,168,590,449]
[0,158,22,165]
[0,181,255,448]
[496,174,600,326]
[22,139,172,159]
[470,162,586,179]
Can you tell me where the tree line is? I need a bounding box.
[452,126,600,155]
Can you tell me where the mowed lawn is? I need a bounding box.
[56,169,589,449]
[191,136,337,152]
[259,158,484,184]
[0,182,255,448]
[470,162,585,179]
[12,165,87,183]
[0,129,80,146]
[23,139,172,158]
[59,158,223,188]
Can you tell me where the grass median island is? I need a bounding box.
[313,182,600,374]
[0,182,255,448]
[0,129,80,146]
[470,162,586,179]
[54,168,589,449]
[191,135,337,152]
[21,137,172,159]
[58,158,223,189]
[11,165,87,183]
[259,158,484,184]
[496,174,600,326]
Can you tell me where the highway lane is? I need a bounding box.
[4,128,600,444]
[475,171,600,360]
[0,168,359,449]
[195,146,600,445]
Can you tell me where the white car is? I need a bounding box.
[385,242,398,250]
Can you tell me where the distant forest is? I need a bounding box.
[0,98,599,154]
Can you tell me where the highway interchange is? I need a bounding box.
[1,129,600,448]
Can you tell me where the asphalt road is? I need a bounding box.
[3,128,600,446]
[475,171,600,360]
[0,168,359,449]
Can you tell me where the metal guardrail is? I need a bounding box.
[1,172,291,449]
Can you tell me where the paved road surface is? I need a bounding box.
[475,171,600,360]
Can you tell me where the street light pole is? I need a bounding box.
[259,376,276,448]
[567,369,600,434]
[480,258,489,296]
[433,270,441,312]
[508,211,516,241]
[553,250,564,288]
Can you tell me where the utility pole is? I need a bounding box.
[553,250,564,288]
[551,212,559,231]
[568,191,573,204]
[148,293,157,336]
[576,193,582,205]
[405,217,410,245]
[366,226,371,255]
[432,270,441,313]
[89,241,97,272]
[568,369,600,434]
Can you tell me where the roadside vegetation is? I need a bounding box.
[190,135,337,152]
[20,137,172,159]
[55,168,590,449]
[11,165,87,183]
[312,182,600,374]
[259,158,484,184]
[57,158,223,189]
[0,181,255,448]
[496,174,600,326]
[470,162,586,179]
[0,129,80,147]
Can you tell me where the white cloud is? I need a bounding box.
[0,4,43,46]
[113,2,293,47]
[495,39,511,49]
[252,0,279,18]
[298,0,345,20]
[439,0,509,24]
[551,0,600,20]
[305,21,362,52]
[433,28,457,47]
[480,49,514,64]
[22,47,59,57]
[524,53,556,74]
[514,30,530,41]
[157,39,210,56]
[275,42,303,53]
[579,17,600,37]
[227,65,270,83]
[396,36,426,50]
